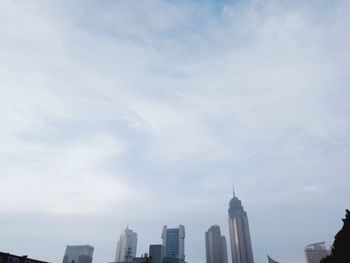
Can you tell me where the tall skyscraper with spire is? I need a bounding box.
[115,226,137,263]
[228,188,254,263]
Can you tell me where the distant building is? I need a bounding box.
[115,227,138,263]
[267,255,281,263]
[0,252,49,263]
[149,245,165,263]
[305,242,329,263]
[131,254,150,263]
[62,245,94,263]
[161,225,185,263]
[228,189,254,263]
[205,225,228,263]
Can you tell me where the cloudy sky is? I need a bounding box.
[0,0,349,263]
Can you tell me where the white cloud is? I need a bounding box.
[0,1,349,263]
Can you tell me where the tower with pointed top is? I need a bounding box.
[228,191,254,263]
[115,227,138,263]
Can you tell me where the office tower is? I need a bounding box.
[149,245,165,263]
[267,255,281,263]
[228,190,254,263]
[62,245,94,263]
[305,242,330,263]
[161,225,185,263]
[205,225,228,263]
[115,227,138,263]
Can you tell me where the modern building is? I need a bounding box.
[267,255,281,263]
[161,225,185,263]
[0,251,49,263]
[115,227,138,263]
[228,190,254,263]
[62,245,94,263]
[304,242,329,263]
[205,225,228,263]
[149,245,165,263]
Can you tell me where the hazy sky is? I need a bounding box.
[0,1,349,263]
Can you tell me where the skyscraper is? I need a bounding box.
[115,227,138,263]
[304,242,329,263]
[205,225,228,263]
[161,225,185,263]
[62,245,94,263]
[228,190,254,263]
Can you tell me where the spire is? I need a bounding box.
[232,184,235,198]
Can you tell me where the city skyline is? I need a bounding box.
[1,1,349,263]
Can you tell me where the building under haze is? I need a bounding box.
[205,225,228,263]
[62,245,94,263]
[267,255,281,263]
[149,245,165,263]
[228,190,254,263]
[115,227,138,263]
[161,225,185,263]
[304,242,329,263]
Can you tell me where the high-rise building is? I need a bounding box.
[205,225,228,263]
[62,245,94,263]
[149,245,165,263]
[228,190,254,263]
[161,225,185,263]
[115,227,138,263]
[304,242,329,263]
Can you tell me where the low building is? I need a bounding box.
[0,251,49,263]
[149,245,164,263]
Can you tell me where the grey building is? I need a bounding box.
[131,254,150,263]
[228,190,254,263]
[149,245,164,263]
[205,225,228,263]
[267,255,281,263]
[304,242,329,263]
[161,225,185,263]
[62,245,94,263]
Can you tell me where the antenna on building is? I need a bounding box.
[232,184,235,198]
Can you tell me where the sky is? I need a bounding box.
[0,0,349,263]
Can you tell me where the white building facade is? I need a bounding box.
[115,227,138,263]
[305,242,329,263]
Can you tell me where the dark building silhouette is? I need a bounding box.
[149,245,164,263]
[321,209,350,263]
[0,252,49,263]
